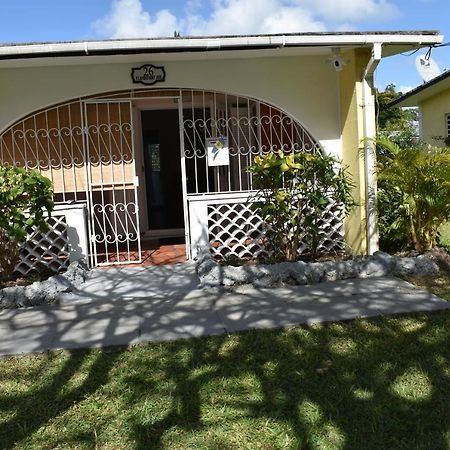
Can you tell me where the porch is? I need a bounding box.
[1,88,345,273]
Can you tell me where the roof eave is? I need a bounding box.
[0,32,443,61]
[390,70,450,107]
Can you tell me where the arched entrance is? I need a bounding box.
[0,89,343,269]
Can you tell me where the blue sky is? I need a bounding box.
[1,0,449,92]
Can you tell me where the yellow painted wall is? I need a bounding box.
[420,89,450,146]
[0,55,339,148]
[0,52,371,253]
[339,49,372,254]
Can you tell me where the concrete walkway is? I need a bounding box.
[0,266,448,357]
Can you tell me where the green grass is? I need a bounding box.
[1,306,450,450]
[439,222,450,251]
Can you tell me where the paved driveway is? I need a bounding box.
[0,268,448,357]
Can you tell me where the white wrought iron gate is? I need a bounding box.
[84,100,141,266]
[0,88,344,268]
[180,89,345,259]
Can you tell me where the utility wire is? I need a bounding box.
[400,41,450,57]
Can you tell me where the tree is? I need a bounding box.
[376,84,421,251]
[376,84,419,149]
[0,166,53,279]
[376,84,418,132]
[247,150,355,261]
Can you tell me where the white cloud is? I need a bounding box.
[299,0,400,23]
[93,0,179,38]
[93,0,400,39]
[185,0,326,36]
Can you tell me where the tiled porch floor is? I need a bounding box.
[96,240,187,267]
[140,243,187,266]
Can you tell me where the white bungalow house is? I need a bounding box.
[0,31,442,271]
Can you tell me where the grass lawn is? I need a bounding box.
[1,296,450,450]
[439,221,450,251]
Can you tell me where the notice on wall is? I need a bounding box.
[206,136,230,167]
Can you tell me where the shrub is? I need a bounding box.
[375,137,450,252]
[247,150,355,261]
[0,166,53,279]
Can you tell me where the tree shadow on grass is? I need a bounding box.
[0,310,449,449]
[0,348,121,450]
[126,311,450,450]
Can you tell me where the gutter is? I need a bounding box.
[0,32,442,60]
[362,43,382,254]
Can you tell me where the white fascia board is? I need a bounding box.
[0,33,442,58]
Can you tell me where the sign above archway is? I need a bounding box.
[131,64,166,86]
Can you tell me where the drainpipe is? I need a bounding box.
[362,43,382,254]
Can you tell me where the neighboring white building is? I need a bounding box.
[0,31,442,270]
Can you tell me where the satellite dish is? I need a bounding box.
[415,54,442,83]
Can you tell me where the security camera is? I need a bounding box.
[331,56,344,72]
[327,48,349,72]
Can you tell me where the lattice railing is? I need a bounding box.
[14,213,70,275]
[206,197,345,259]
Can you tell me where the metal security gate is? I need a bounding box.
[179,90,345,259]
[84,100,141,266]
[0,87,343,267]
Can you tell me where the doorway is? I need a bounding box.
[141,109,184,235]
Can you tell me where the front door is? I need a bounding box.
[141,109,184,235]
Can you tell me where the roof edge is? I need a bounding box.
[0,31,443,61]
[390,70,450,107]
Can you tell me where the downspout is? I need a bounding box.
[362,43,382,254]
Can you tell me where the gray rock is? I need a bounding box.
[373,251,394,268]
[194,248,442,289]
[63,259,88,285]
[289,261,308,285]
[306,262,326,284]
[196,258,218,279]
[357,256,389,278]
[325,260,358,281]
[393,257,417,275]
[222,266,251,285]
[0,258,89,309]
[414,255,440,275]
[0,286,25,309]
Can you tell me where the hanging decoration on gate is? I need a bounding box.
[206,136,230,166]
[131,64,166,85]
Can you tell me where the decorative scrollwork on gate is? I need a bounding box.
[181,90,321,194]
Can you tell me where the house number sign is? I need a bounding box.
[131,64,166,86]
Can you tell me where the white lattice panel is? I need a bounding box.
[206,198,345,259]
[208,202,269,259]
[14,214,70,275]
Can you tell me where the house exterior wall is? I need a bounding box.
[0,55,341,156]
[420,88,450,146]
[0,51,371,256]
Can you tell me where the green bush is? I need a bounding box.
[375,137,450,252]
[247,150,355,261]
[0,166,53,279]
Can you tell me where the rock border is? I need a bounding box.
[196,249,440,288]
[0,259,89,309]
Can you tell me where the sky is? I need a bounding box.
[0,0,449,92]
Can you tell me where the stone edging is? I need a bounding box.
[196,249,440,288]
[0,260,88,309]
